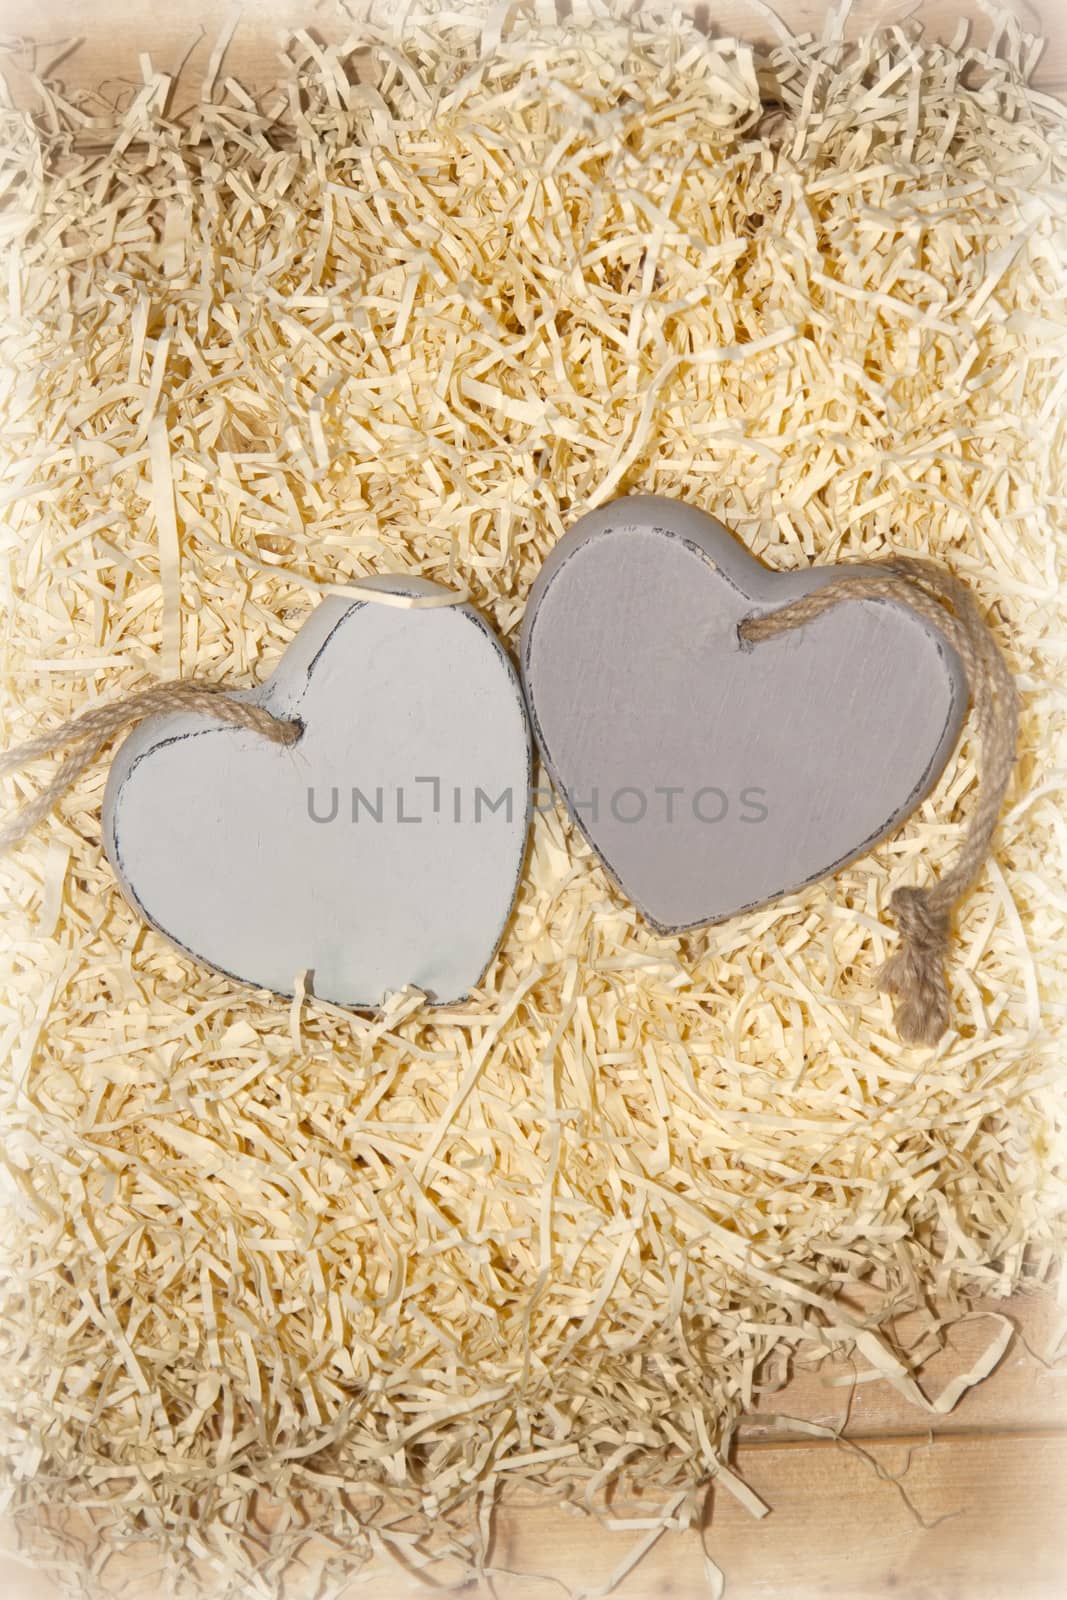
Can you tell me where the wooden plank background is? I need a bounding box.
[2,1291,1064,1598]
[1,0,1066,106]
[1,2,1065,1596]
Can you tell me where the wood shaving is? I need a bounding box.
[1,2,1066,1595]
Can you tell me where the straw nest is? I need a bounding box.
[1,2,1065,1595]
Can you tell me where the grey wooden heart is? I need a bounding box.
[103,578,531,1007]
[520,496,967,932]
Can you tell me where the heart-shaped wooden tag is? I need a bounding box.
[103,578,531,1006]
[520,496,967,932]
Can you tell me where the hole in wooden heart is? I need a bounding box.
[735,615,757,653]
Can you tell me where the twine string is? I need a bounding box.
[0,586,464,855]
[0,682,302,853]
[0,562,1017,1046]
[739,556,1019,1046]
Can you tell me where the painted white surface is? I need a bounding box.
[104,580,531,1006]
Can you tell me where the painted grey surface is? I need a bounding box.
[104,576,531,1007]
[520,495,967,932]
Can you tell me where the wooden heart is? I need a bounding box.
[520,496,967,932]
[103,578,531,1006]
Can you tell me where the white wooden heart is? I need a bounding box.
[103,577,531,1007]
[520,495,967,932]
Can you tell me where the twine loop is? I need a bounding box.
[739,555,1018,1046]
[0,585,463,856]
[0,682,301,854]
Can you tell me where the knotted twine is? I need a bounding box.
[739,555,1019,1046]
